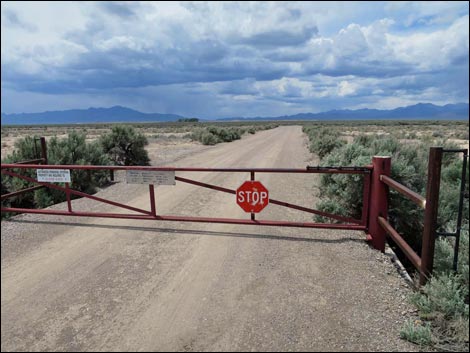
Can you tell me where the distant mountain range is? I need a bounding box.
[220,103,469,121]
[1,103,468,125]
[1,106,186,125]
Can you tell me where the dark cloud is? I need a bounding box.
[98,2,137,18]
[265,50,310,62]
[304,59,416,79]
[1,2,468,117]
[219,79,258,95]
[236,26,318,47]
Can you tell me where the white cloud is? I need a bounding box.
[389,15,469,70]
[1,1,468,117]
[338,81,358,96]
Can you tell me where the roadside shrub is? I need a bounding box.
[191,126,243,145]
[303,123,469,349]
[411,274,468,319]
[1,136,43,210]
[303,126,346,158]
[201,131,219,145]
[1,132,111,211]
[189,123,278,146]
[313,137,427,244]
[100,125,150,166]
[400,319,432,346]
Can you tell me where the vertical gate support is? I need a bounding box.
[420,147,443,285]
[368,156,391,252]
[40,137,48,164]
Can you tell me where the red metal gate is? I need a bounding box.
[1,163,371,231]
[2,138,460,285]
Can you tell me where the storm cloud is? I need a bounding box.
[1,1,468,118]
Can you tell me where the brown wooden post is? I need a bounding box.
[420,147,443,286]
[40,137,48,164]
[367,156,391,252]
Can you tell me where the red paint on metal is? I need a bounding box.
[176,175,361,224]
[236,181,269,213]
[1,164,371,174]
[149,184,156,216]
[420,147,443,285]
[250,172,255,221]
[175,176,235,195]
[361,172,371,227]
[1,185,45,200]
[2,169,152,216]
[65,182,72,212]
[0,206,367,230]
[381,175,426,209]
[1,161,370,231]
[367,156,391,252]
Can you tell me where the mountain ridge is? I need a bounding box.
[1,103,468,125]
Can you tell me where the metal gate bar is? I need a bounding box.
[0,207,367,230]
[2,169,152,216]
[1,164,372,174]
[175,175,361,224]
[2,163,371,230]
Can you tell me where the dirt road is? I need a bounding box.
[1,126,416,351]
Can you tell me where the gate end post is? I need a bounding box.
[367,156,391,252]
[420,147,443,286]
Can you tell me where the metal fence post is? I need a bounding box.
[250,171,255,221]
[367,156,391,252]
[420,147,443,286]
[40,137,48,164]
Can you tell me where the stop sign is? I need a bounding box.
[236,181,269,213]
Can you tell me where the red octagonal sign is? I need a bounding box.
[236,181,269,213]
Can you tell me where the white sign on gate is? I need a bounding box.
[37,169,71,183]
[126,170,175,185]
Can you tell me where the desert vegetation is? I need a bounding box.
[1,119,468,349]
[1,126,151,214]
[1,122,279,215]
[189,123,279,145]
[303,120,469,350]
[1,121,281,155]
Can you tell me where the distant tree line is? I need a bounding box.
[177,118,199,122]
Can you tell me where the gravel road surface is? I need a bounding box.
[1,126,417,351]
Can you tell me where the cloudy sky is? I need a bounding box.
[1,1,469,118]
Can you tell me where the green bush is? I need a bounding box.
[201,131,219,145]
[1,132,111,211]
[303,126,346,159]
[100,126,150,166]
[1,136,42,211]
[411,274,468,319]
[189,123,278,146]
[190,126,244,145]
[303,123,469,349]
[313,136,427,247]
[400,319,432,346]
